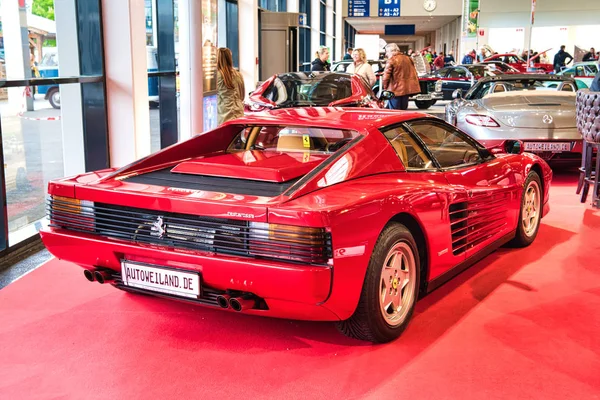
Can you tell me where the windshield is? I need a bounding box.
[228,125,359,155]
[466,78,574,99]
[262,73,354,108]
[40,52,59,67]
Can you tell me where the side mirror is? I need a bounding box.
[503,139,524,154]
[488,139,524,155]
[380,90,395,101]
[452,89,463,99]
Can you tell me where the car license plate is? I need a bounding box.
[121,261,201,299]
[524,142,571,152]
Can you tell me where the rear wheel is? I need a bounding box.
[510,171,542,247]
[415,100,435,109]
[337,223,420,343]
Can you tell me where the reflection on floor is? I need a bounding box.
[1,172,598,399]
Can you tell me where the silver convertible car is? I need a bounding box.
[445,74,581,162]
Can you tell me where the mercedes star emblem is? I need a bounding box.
[542,114,553,124]
[151,216,166,238]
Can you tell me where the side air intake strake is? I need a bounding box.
[449,191,511,255]
[47,197,332,265]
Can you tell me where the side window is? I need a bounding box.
[333,63,347,72]
[381,127,434,170]
[408,122,484,168]
[434,67,449,77]
[448,68,467,78]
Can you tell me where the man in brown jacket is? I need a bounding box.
[382,44,421,110]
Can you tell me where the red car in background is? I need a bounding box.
[484,52,554,73]
[41,109,551,343]
[245,72,393,112]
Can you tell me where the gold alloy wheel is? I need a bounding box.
[379,242,417,326]
[522,180,541,237]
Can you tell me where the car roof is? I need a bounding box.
[476,74,572,83]
[227,108,434,132]
[333,60,382,64]
[488,54,521,57]
[276,72,354,81]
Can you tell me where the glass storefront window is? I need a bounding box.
[299,0,312,72]
[145,0,180,153]
[0,0,108,250]
[1,84,80,244]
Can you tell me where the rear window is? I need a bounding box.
[262,74,353,107]
[228,126,359,154]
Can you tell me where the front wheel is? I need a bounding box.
[48,88,60,109]
[414,100,435,109]
[337,223,420,343]
[510,171,542,247]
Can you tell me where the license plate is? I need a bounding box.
[415,94,432,100]
[524,142,571,152]
[121,261,201,299]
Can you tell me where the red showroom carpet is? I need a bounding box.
[1,171,599,400]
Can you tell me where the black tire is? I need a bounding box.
[415,100,435,109]
[48,88,60,109]
[509,171,543,247]
[337,223,421,343]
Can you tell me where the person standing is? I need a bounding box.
[444,51,456,66]
[553,45,573,73]
[433,52,445,71]
[424,49,433,65]
[311,47,331,72]
[461,50,475,65]
[477,48,487,62]
[382,43,420,110]
[217,47,245,126]
[347,48,376,86]
[583,48,597,62]
[343,48,353,60]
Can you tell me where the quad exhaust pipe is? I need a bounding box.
[94,270,114,284]
[83,269,95,282]
[83,268,114,284]
[229,296,256,312]
[216,294,231,309]
[216,294,257,311]
[83,269,258,310]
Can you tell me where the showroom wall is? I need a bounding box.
[473,0,600,59]
[435,17,461,57]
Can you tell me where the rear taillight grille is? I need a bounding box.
[47,198,332,265]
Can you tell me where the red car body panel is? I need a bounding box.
[170,152,329,182]
[484,54,553,73]
[41,108,552,321]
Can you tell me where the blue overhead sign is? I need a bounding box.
[299,13,306,26]
[378,0,400,17]
[348,0,369,17]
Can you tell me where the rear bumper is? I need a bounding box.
[40,227,340,321]
[458,123,583,155]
